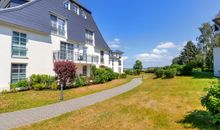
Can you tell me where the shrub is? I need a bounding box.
[164,69,177,78]
[171,64,184,76]
[74,76,87,87]
[94,68,108,83]
[51,81,58,90]
[33,83,47,90]
[10,79,29,88]
[1,90,9,94]
[54,61,77,88]
[145,68,155,73]
[119,73,127,79]
[113,72,119,79]
[201,82,220,124]
[30,74,55,89]
[124,69,133,75]
[181,63,193,76]
[155,68,165,78]
[105,68,116,81]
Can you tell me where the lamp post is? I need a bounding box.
[60,84,64,101]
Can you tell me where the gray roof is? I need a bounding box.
[0,0,110,50]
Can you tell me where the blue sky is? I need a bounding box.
[80,0,220,68]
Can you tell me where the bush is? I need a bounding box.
[74,76,87,87]
[181,64,193,76]
[145,68,155,73]
[30,74,55,89]
[1,90,9,94]
[113,72,119,79]
[54,61,77,88]
[94,68,108,83]
[164,69,177,78]
[119,73,127,79]
[201,82,220,124]
[33,83,47,90]
[155,68,165,78]
[10,79,29,88]
[171,64,184,76]
[51,81,58,90]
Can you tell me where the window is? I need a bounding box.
[12,31,27,57]
[82,65,87,76]
[63,1,70,10]
[81,9,87,19]
[73,3,79,15]
[60,42,74,60]
[119,60,122,66]
[50,14,66,37]
[85,30,94,45]
[100,51,104,64]
[11,64,27,83]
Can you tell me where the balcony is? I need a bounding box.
[53,51,99,64]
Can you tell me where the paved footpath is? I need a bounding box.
[0,78,142,130]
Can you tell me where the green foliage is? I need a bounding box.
[181,63,193,76]
[30,74,55,90]
[155,68,165,78]
[171,64,184,76]
[145,68,156,73]
[51,81,58,90]
[93,68,119,84]
[172,57,183,65]
[119,73,127,79]
[180,41,199,64]
[133,60,143,75]
[10,79,29,89]
[74,76,87,87]
[90,65,97,78]
[1,89,9,94]
[164,69,177,78]
[201,82,220,124]
[33,83,47,90]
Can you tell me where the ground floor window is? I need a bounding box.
[11,64,27,83]
[82,65,87,76]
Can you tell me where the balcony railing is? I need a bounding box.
[53,51,99,64]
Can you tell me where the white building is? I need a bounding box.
[214,47,220,77]
[213,12,220,77]
[0,0,124,91]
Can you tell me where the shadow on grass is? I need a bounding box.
[178,110,220,130]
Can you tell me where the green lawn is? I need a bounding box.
[0,76,134,114]
[16,72,220,130]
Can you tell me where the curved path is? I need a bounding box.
[0,78,142,130]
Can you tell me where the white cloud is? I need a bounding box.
[108,38,121,49]
[152,48,168,54]
[123,56,129,61]
[156,42,177,49]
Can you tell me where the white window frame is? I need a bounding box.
[85,29,95,45]
[11,64,27,83]
[81,9,87,19]
[63,0,71,10]
[12,31,28,58]
[73,3,79,15]
[50,14,67,37]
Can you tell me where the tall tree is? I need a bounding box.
[133,60,143,75]
[172,56,183,65]
[197,23,214,70]
[180,41,198,64]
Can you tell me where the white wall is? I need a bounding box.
[0,24,124,91]
[214,47,220,77]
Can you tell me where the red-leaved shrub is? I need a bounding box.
[53,61,77,87]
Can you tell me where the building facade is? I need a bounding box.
[0,0,124,91]
[213,12,220,77]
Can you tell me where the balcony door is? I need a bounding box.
[60,42,74,60]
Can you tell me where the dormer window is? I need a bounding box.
[73,3,79,15]
[85,29,94,45]
[63,1,70,10]
[50,14,66,37]
[81,9,87,19]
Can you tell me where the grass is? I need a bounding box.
[0,76,135,114]
[15,72,220,130]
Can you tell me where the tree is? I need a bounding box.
[53,61,77,88]
[172,56,183,65]
[197,23,215,70]
[180,41,198,64]
[133,60,143,75]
